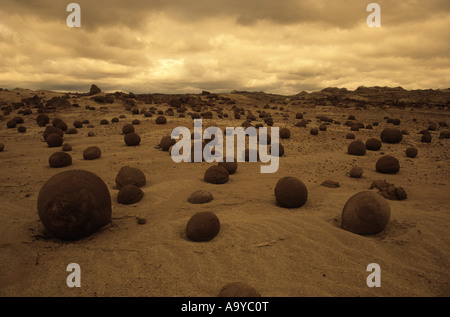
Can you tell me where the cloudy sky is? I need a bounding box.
[0,0,449,95]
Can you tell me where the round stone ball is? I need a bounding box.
[350,166,364,178]
[269,143,284,157]
[421,134,432,143]
[280,128,291,139]
[274,176,308,208]
[115,166,146,189]
[124,132,141,146]
[347,140,366,156]
[186,211,220,242]
[49,152,72,168]
[405,147,418,158]
[187,190,214,204]
[365,138,382,151]
[62,143,72,151]
[55,121,68,132]
[46,134,63,147]
[17,126,27,133]
[132,119,141,125]
[117,184,144,205]
[160,135,176,151]
[43,126,63,140]
[376,155,400,174]
[218,157,238,175]
[346,133,355,139]
[37,170,112,240]
[155,116,167,124]
[36,114,50,127]
[122,123,135,135]
[341,191,390,235]
[100,119,109,125]
[83,146,101,160]
[380,128,403,144]
[310,128,319,135]
[204,165,229,184]
[7,120,17,128]
[217,282,261,297]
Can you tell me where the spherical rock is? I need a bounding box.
[36,114,50,127]
[346,133,355,139]
[49,152,72,168]
[186,211,220,242]
[83,146,101,160]
[274,176,308,208]
[46,134,63,147]
[376,155,400,174]
[341,191,390,235]
[347,140,366,156]
[115,166,146,189]
[365,138,382,151]
[124,132,141,146]
[204,165,229,184]
[280,128,291,139]
[217,282,261,297]
[187,190,214,204]
[43,126,63,140]
[7,120,17,128]
[380,128,403,144]
[117,184,144,205]
[350,166,364,178]
[421,134,431,143]
[160,135,176,151]
[310,128,318,135]
[65,128,78,135]
[405,147,418,158]
[218,157,238,175]
[17,126,27,133]
[100,119,109,125]
[122,123,135,135]
[37,170,112,240]
[155,116,167,124]
[62,143,72,151]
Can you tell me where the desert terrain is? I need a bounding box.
[0,86,449,297]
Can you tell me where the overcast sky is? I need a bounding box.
[0,0,449,95]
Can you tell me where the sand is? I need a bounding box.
[0,88,449,297]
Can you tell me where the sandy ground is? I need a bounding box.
[0,88,449,297]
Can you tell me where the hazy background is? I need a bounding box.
[0,0,449,94]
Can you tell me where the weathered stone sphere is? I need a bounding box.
[155,116,167,124]
[187,190,214,204]
[132,119,141,125]
[122,123,135,135]
[83,146,101,160]
[274,176,308,208]
[46,134,63,147]
[49,152,72,168]
[341,191,390,235]
[124,132,141,146]
[280,128,291,139]
[115,166,146,189]
[350,166,364,178]
[7,120,17,128]
[310,128,319,135]
[17,126,27,133]
[186,211,220,242]
[376,155,400,174]
[55,121,68,132]
[100,119,109,125]
[43,126,63,140]
[380,128,403,144]
[37,170,112,240]
[346,133,355,139]
[218,157,238,175]
[405,147,418,158]
[65,128,78,135]
[204,165,229,184]
[365,138,382,151]
[160,135,176,151]
[347,140,366,156]
[421,134,432,143]
[117,184,144,205]
[62,143,72,151]
[36,114,50,127]
[217,282,261,297]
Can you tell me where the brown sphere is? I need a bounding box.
[310,128,318,135]
[269,143,284,157]
[346,133,355,139]
[17,126,27,133]
[62,143,72,151]
[124,132,141,146]
[347,140,366,156]
[43,126,63,140]
[36,114,50,127]
[365,138,382,151]
[46,134,63,147]
[7,120,17,128]
[274,176,308,208]
[405,147,418,158]
[83,146,101,160]
[37,170,112,240]
[186,211,220,242]
[341,191,390,235]
[117,184,144,205]
[380,128,403,144]
[155,116,167,124]
[115,166,146,189]
[160,135,176,151]
[280,128,291,139]
[204,165,229,184]
[217,282,261,297]
[187,190,214,204]
[421,134,432,143]
[349,166,364,178]
[218,157,238,175]
[49,152,72,168]
[376,155,400,174]
[122,123,135,135]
